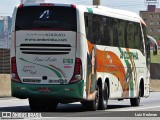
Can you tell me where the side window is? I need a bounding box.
[92,15,100,44]
[84,13,89,38]
[84,13,145,51]
[85,13,106,45]
[84,13,93,43]
[99,17,105,45]
[123,21,142,49]
[134,23,140,49]
[134,23,144,52]
[143,25,150,67]
[113,19,119,47]
[102,17,108,45]
[103,17,110,46]
[127,22,134,48]
[142,24,149,55]
[118,19,125,47]
[108,18,114,46]
[124,21,128,47]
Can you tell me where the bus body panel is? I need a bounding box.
[88,44,148,99]
[15,30,76,84]
[11,80,84,101]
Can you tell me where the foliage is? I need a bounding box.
[150,50,160,64]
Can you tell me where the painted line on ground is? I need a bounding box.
[106,106,160,111]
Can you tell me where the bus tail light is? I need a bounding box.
[71,4,76,9]
[18,4,24,8]
[69,58,82,84]
[11,57,21,83]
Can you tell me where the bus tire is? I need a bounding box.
[46,101,58,111]
[130,97,140,106]
[29,98,40,111]
[98,82,108,110]
[130,85,141,106]
[89,84,99,111]
[83,84,99,111]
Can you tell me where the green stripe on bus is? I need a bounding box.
[118,47,134,97]
[11,80,84,99]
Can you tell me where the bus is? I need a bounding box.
[11,3,155,111]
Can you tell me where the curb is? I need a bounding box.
[0,97,20,100]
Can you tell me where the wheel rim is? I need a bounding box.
[138,87,141,103]
[103,83,108,107]
[103,89,107,105]
[95,86,99,108]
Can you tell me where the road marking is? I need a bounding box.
[106,106,160,111]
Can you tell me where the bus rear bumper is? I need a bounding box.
[11,80,84,102]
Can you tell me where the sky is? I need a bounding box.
[0,0,157,16]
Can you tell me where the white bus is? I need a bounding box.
[11,3,153,111]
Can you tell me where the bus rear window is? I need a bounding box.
[15,6,77,31]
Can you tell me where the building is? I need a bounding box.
[0,17,4,33]
[0,16,12,49]
[0,16,11,74]
[140,5,160,39]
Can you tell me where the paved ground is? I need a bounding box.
[0,92,160,120]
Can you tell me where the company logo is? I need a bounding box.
[120,51,138,60]
[2,112,11,118]
[1,112,42,119]
[33,56,57,62]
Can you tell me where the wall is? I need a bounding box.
[0,74,11,97]
[150,63,160,79]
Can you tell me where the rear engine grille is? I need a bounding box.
[20,44,71,55]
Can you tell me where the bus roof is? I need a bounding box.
[15,3,145,24]
[77,5,143,23]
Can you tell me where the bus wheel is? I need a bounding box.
[29,98,40,111]
[98,82,108,110]
[88,84,99,111]
[47,102,58,111]
[81,84,99,111]
[130,86,141,106]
